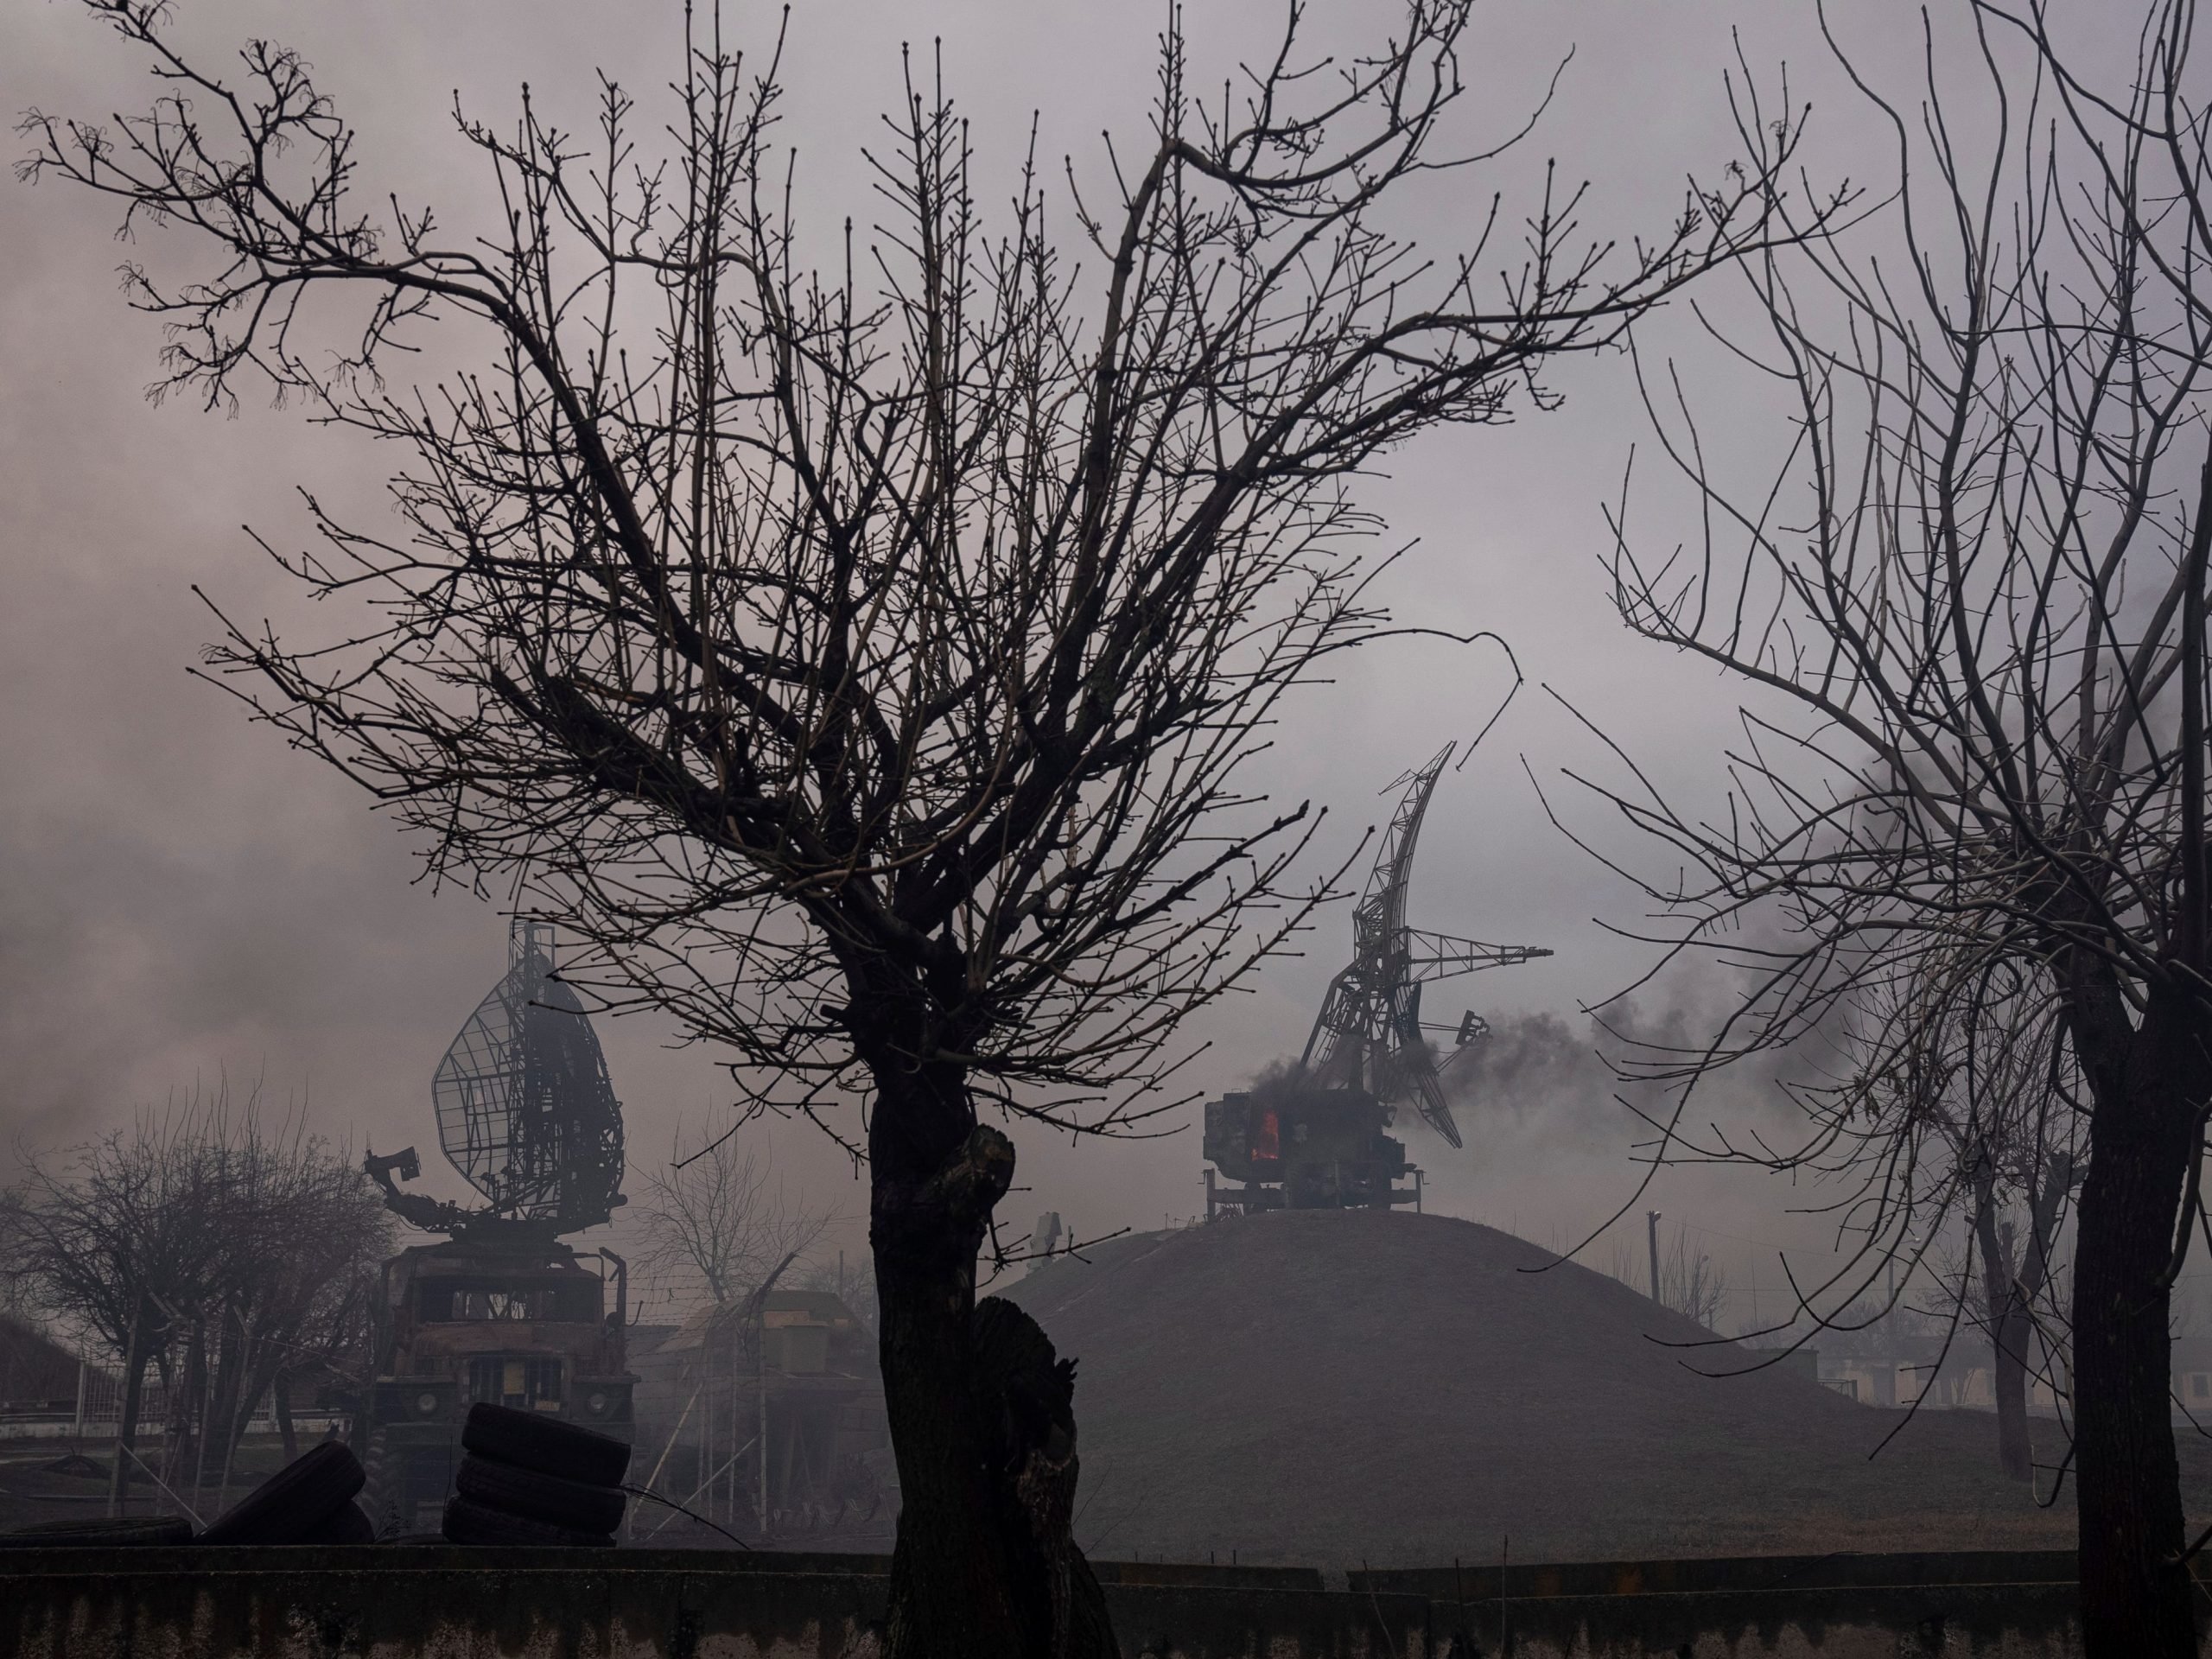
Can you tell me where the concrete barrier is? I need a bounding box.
[0,1543,2180,1657]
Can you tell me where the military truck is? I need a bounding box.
[1202,1077,1421,1216]
[353,921,637,1533]
[357,1230,633,1533]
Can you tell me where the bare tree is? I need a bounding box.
[635,1124,830,1313]
[22,2,1816,1648]
[1568,3,2212,1647]
[1866,955,2080,1480]
[12,1103,235,1508]
[1608,1221,1728,1330]
[191,1117,390,1499]
[10,1090,390,1511]
[1658,1227,1730,1332]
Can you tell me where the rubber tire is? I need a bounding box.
[441,1494,613,1548]
[461,1402,629,1487]
[0,1515,194,1548]
[292,1500,375,1546]
[456,1453,625,1534]
[199,1441,365,1545]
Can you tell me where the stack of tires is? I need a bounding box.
[442,1402,627,1548]
[200,1441,374,1545]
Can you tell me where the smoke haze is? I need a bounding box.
[0,0,2003,1328]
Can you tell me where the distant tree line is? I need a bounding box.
[3,1090,390,1517]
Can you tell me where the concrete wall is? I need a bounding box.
[0,1544,2172,1658]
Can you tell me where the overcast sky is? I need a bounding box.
[3,0,2078,1330]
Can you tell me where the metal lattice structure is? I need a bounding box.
[1300,745,1551,1147]
[424,920,626,1231]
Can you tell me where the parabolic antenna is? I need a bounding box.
[365,919,626,1237]
[429,919,626,1230]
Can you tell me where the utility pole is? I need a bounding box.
[1646,1211,1662,1306]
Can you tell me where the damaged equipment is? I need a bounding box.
[1205,745,1550,1217]
[355,920,637,1535]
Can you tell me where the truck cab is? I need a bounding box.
[356,1233,633,1534]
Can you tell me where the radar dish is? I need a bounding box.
[428,920,626,1231]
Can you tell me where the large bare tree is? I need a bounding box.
[23,2,1811,1648]
[1572,3,2212,1647]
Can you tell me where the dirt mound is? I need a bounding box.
[1002,1208,2145,1568]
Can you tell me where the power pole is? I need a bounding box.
[1646,1211,1662,1306]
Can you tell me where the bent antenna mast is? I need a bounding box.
[1300,744,1550,1147]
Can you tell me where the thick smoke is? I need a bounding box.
[1445,1009,1613,1121]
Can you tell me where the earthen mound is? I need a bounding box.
[1004,1208,2122,1568]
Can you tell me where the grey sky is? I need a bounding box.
[3,0,1981,1326]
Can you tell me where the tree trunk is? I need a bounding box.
[105,1306,148,1518]
[226,1350,287,1491]
[859,974,1116,1659]
[2069,976,2202,1658]
[274,1372,299,1462]
[870,1059,1026,1659]
[1991,1301,2035,1483]
[1969,1173,2037,1482]
[209,1311,250,1503]
[165,1327,205,1495]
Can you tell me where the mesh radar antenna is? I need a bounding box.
[366,919,626,1236]
[1300,744,1552,1147]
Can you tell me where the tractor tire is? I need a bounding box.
[200,1441,365,1545]
[0,1514,194,1548]
[461,1403,628,1488]
[455,1453,625,1535]
[441,1494,614,1548]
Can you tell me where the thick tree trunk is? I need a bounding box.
[861,994,1116,1659]
[868,1046,1029,1659]
[209,1313,251,1502]
[2069,977,2202,1658]
[163,1329,205,1494]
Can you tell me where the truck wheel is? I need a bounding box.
[200,1442,365,1545]
[441,1495,613,1548]
[461,1403,629,1487]
[456,1454,625,1534]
